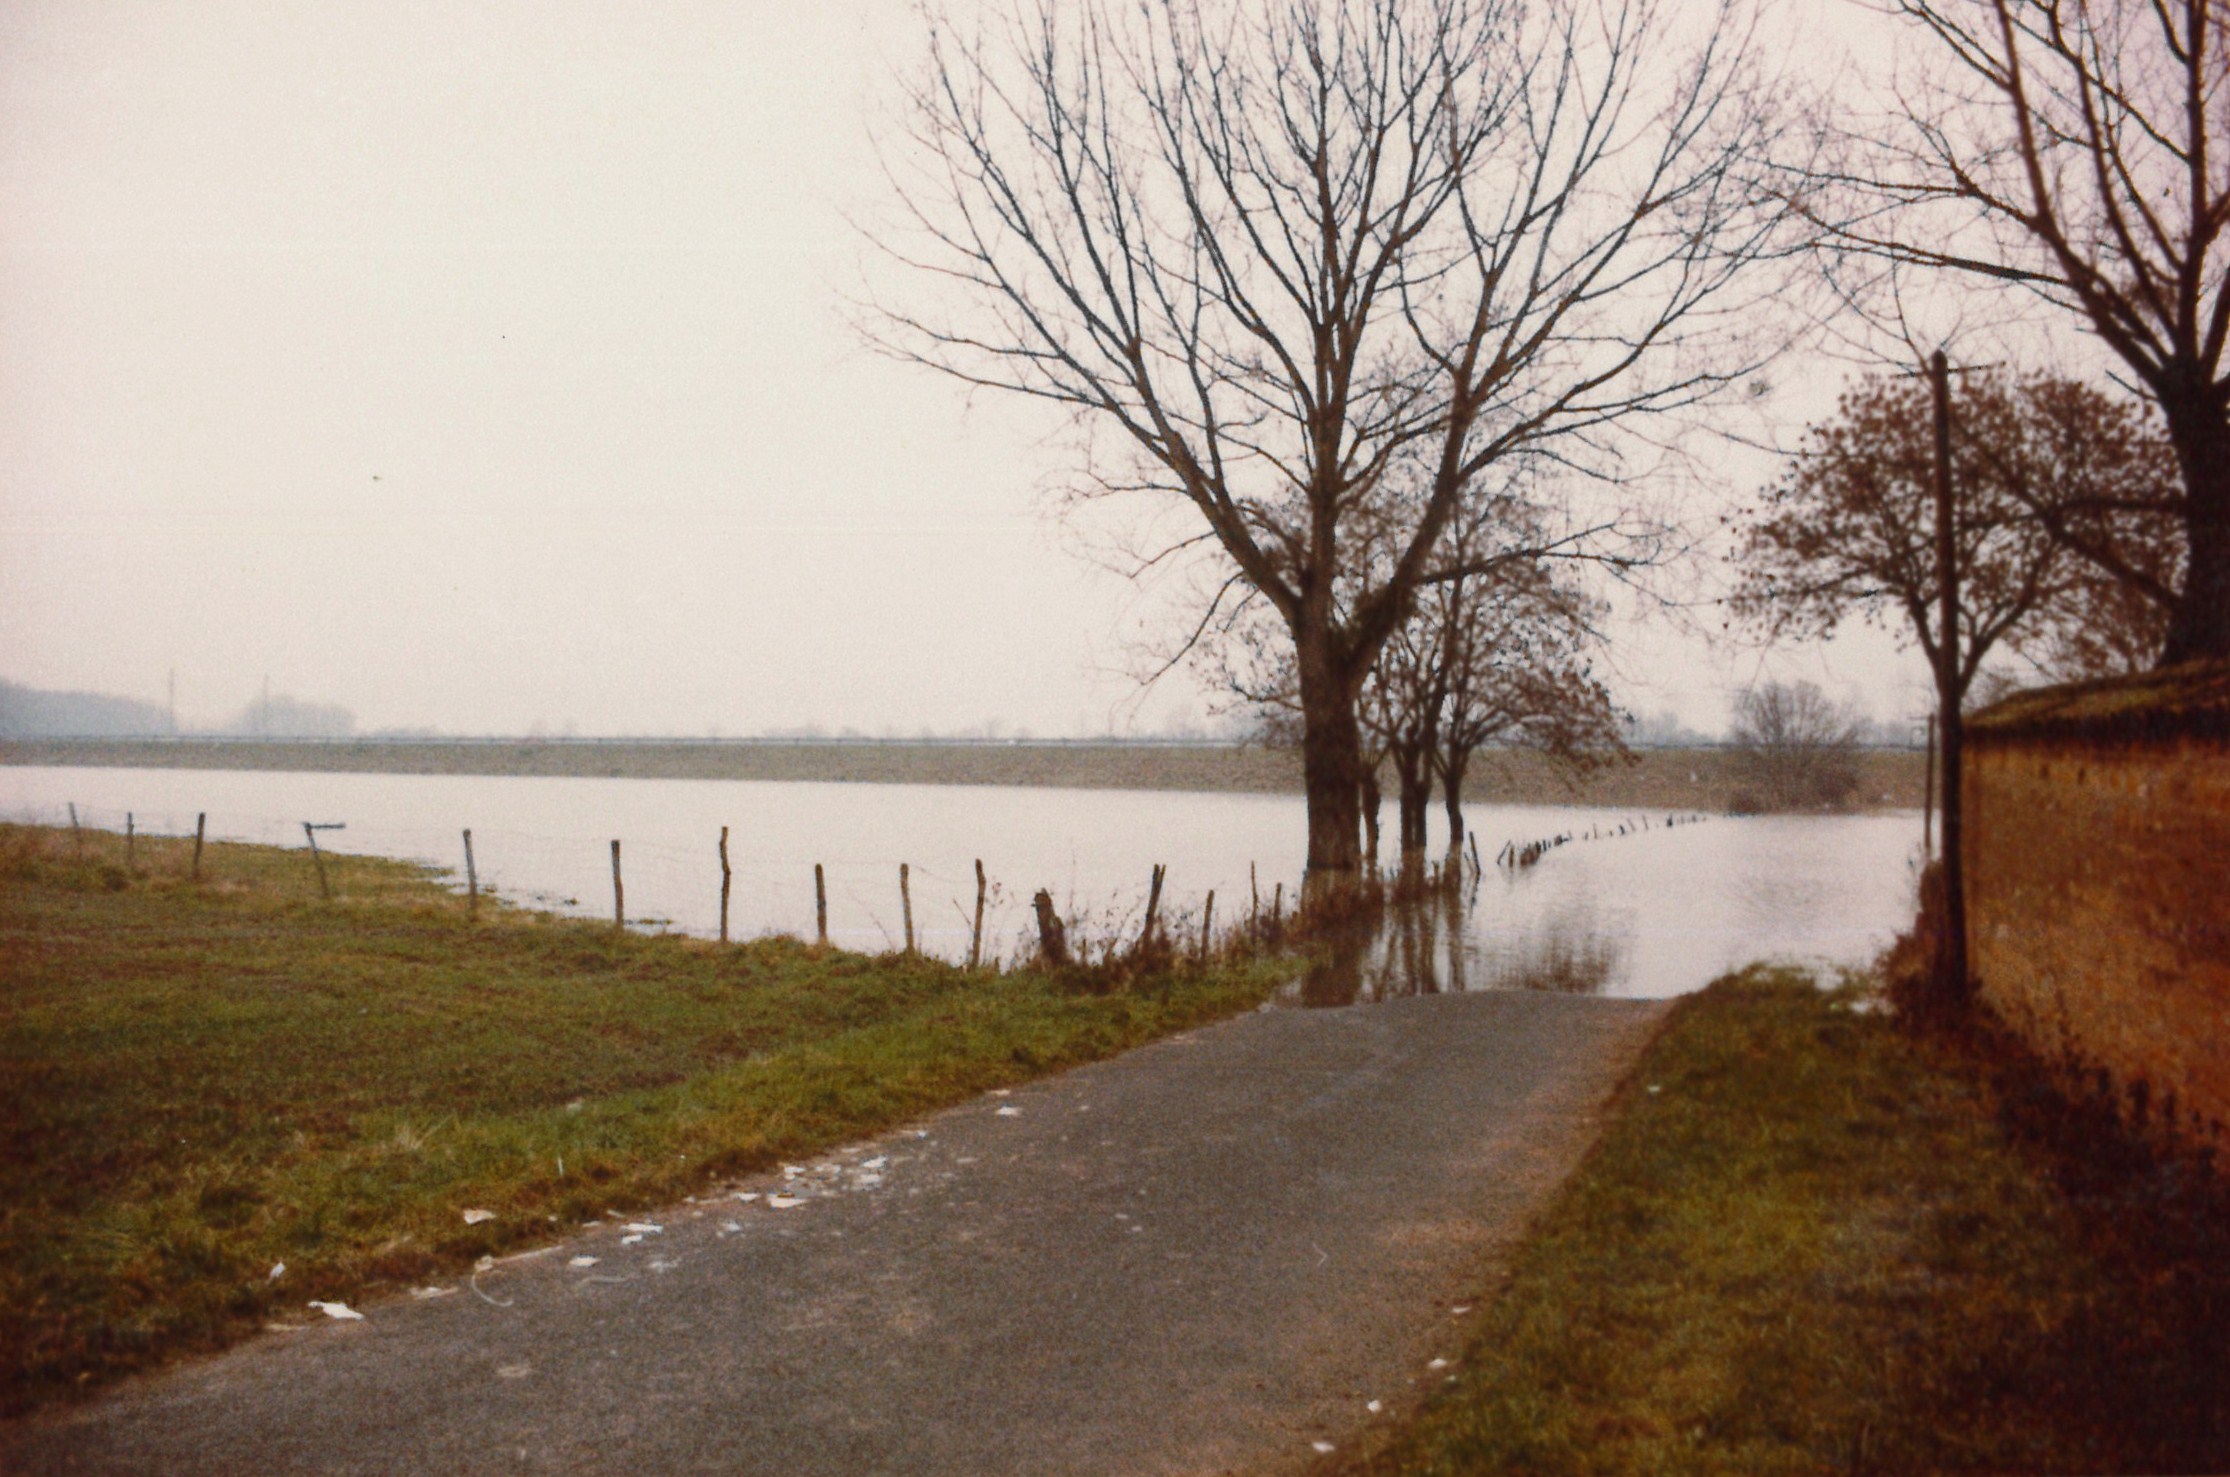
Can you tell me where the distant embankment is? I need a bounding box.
[0,737,1924,810]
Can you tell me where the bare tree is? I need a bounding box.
[870,0,1794,885]
[1219,475,1626,866]
[1729,370,2174,710]
[1727,680,1864,811]
[1816,0,2230,662]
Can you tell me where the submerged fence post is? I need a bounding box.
[463,829,478,913]
[192,812,206,881]
[969,859,986,972]
[900,862,915,955]
[610,840,624,931]
[718,826,732,943]
[814,863,828,946]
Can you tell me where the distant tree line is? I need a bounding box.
[0,682,354,739]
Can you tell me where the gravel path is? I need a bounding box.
[5,990,1666,1476]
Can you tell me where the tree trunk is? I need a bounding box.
[1296,636,1366,892]
[2161,404,2230,665]
[1937,660,1969,1005]
[1440,749,1470,854]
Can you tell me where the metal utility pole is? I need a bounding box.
[1930,350,1969,1004]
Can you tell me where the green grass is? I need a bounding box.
[1347,966,2230,1476]
[0,822,1286,1417]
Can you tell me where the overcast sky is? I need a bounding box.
[1,0,1934,738]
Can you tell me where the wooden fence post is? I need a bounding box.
[610,840,624,931]
[68,802,82,855]
[192,813,206,881]
[463,829,478,912]
[718,826,732,943]
[1199,890,1214,966]
[1031,889,1069,967]
[303,822,330,900]
[900,862,915,955]
[1250,862,1260,934]
[814,863,828,946]
[1271,881,1283,932]
[1140,863,1165,952]
[969,859,987,972]
[126,812,136,870]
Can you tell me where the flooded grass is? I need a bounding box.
[1344,966,2230,1476]
[0,822,1287,1418]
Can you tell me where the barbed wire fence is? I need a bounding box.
[4,796,1255,970]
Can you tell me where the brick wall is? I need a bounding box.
[1964,664,2230,1154]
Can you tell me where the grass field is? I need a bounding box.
[0,822,1286,1418]
[1343,968,2230,1476]
[0,738,1926,811]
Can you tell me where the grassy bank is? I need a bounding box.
[0,738,1925,811]
[1345,968,2230,1476]
[0,823,1286,1418]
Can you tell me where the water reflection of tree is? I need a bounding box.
[1294,878,1618,1003]
[1481,920,1621,995]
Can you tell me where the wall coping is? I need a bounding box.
[1967,661,2230,747]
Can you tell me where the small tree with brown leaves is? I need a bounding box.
[1729,371,2180,709]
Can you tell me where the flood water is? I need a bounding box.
[1,764,1922,1000]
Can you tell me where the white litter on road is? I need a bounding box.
[733,1191,761,1202]
[410,1286,456,1300]
[568,1256,599,1268]
[1367,1400,1383,1414]
[1311,1440,1335,1454]
[497,1363,531,1380]
[1428,1358,1450,1370]
[308,1301,363,1321]
[620,1234,644,1246]
[995,1106,1021,1118]
[719,1221,742,1235]
[767,1195,805,1210]
[861,1156,887,1170]
[461,1209,496,1225]
[623,1222,663,1234]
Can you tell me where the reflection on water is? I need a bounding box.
[1292,886,1627,1005]
[1285,811,1922,1004]
[1,765,1920,1001]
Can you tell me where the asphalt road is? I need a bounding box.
[5,990,1667,1476]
